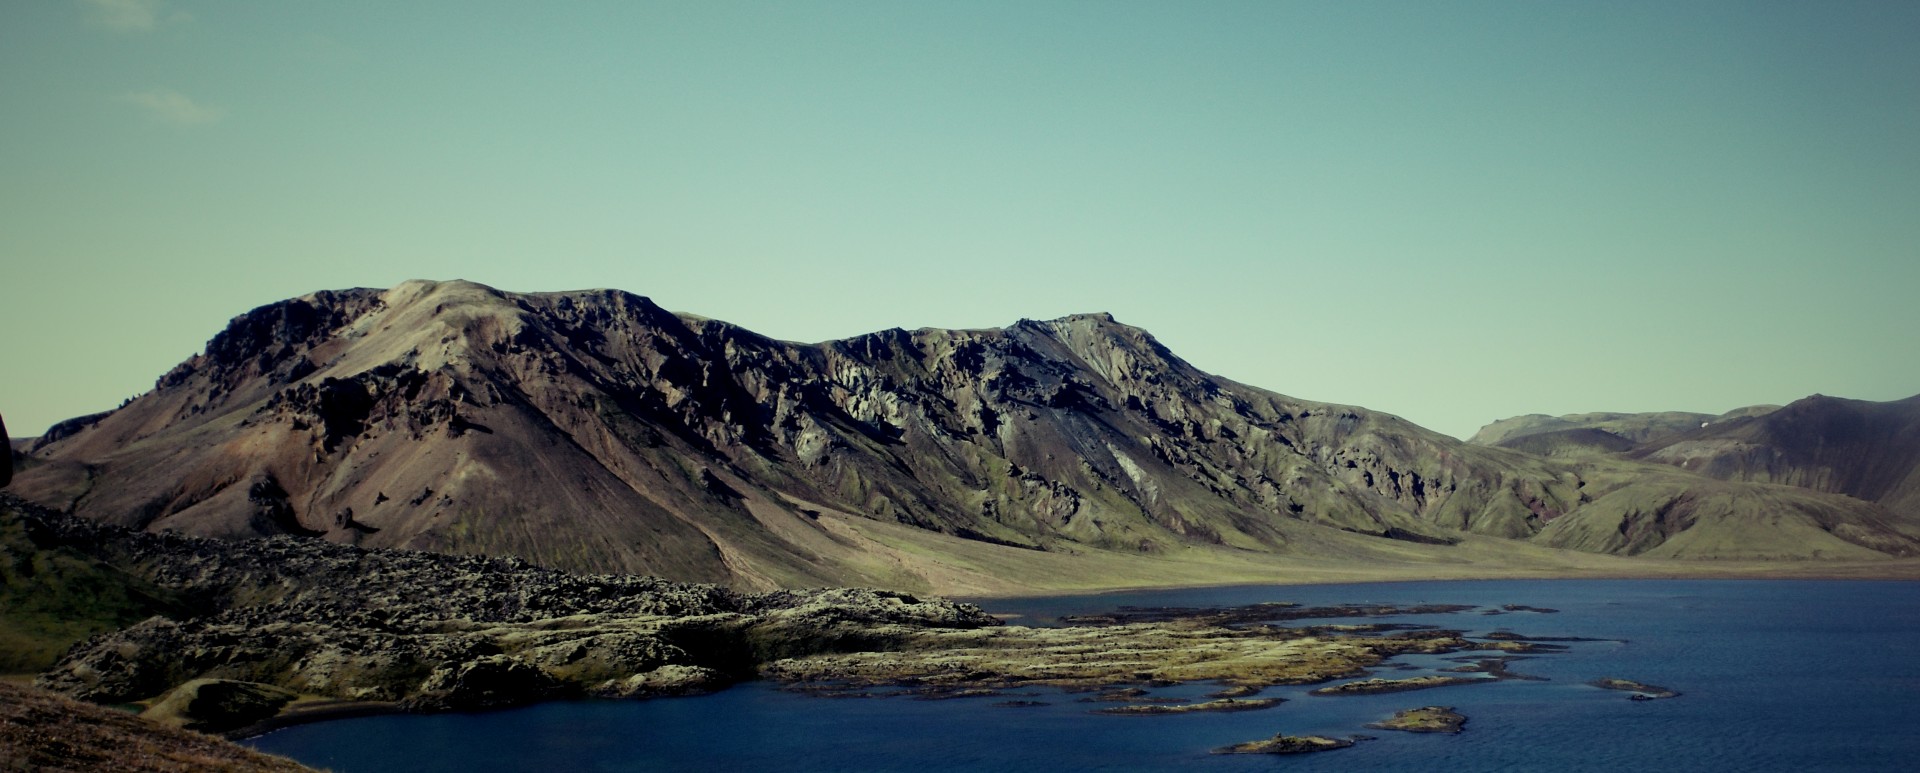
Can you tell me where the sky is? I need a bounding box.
[3,0,1917,440]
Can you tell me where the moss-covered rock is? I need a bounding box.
[1366,705,1466,733]
[1213,734,1358,755]
[141,679,298,734]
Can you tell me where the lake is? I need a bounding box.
[246,579,1920,771]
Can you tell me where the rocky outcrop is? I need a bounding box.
[141,679,297,734]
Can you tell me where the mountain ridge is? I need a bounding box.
[14,280,1918,589]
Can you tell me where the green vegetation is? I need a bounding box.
[0,501,190,673]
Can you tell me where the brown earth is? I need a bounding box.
[0,680,315,773]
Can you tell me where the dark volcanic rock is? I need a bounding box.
[7,495,995,717]
[406,656,567,711]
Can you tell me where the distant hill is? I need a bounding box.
[1478,427,1640,459]
[1472,395,1920,524]
[1628,394,1920,519]
[13,280,1917,587]
[1470,405,1780,449]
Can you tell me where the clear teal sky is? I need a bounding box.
[4,0,1917,439]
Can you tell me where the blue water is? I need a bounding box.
[247,580,1920,772]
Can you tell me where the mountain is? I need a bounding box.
[1469,405,1781,457]
[1470,395,1920,522]
[1627,394,1920,518]
[13,280,1918,587]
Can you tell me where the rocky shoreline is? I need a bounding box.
[6,496,995,733]
[3,494,1673,752]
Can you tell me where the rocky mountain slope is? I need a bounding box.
[13,280,1919,581]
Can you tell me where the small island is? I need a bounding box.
[1093,698,1282,716]
[1367,706,1467,733]
[1590,678,1679,699]
[1212,734,1359,755]
[1309,675,1489,696]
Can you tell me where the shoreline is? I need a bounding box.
[120,573,1920,743]
[954,562,1920,600]
[229,700,401,740]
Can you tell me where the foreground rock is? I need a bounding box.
[0,681,314,773]
[1212,734,1358,755]
[1367,706,1467,733]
